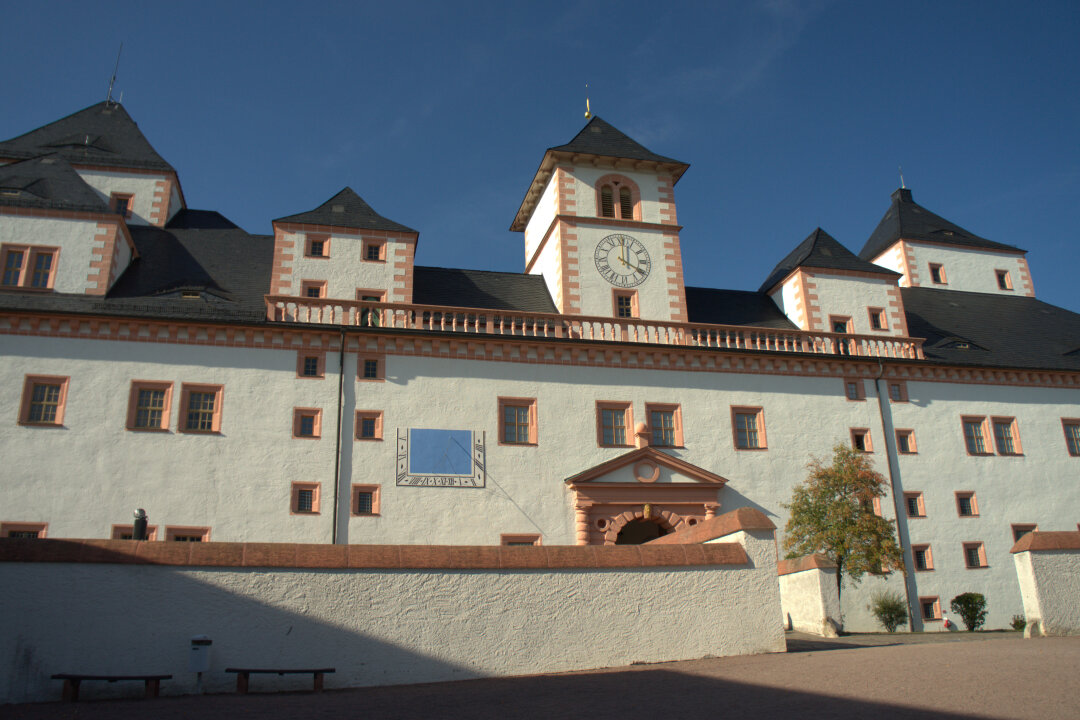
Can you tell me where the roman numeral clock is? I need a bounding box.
[594,233,651,288]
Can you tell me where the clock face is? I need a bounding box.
[594,234,651,288]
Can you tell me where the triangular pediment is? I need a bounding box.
[564,446,727,487]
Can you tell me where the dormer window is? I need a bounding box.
[110,192,133,219]
[996,270,1013,290]
[929,263,946,284]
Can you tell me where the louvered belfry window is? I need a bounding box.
[619,187,633,219]
[600,185,615,217]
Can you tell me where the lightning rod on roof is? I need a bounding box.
[106,43,123,105]
[899,165,906,189]
[584,83,591,119]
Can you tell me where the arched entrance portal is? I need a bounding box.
[615,518,671,544]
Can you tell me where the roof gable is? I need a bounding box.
[0,154,111,213]
[759,227,899,293]
[564,446,728,486]
[859,187,1024,260]
[0,102,174,172]
[274,187,417,234]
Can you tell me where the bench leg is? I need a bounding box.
[313,672,324,692]
[61,679,80,702]
[145,678,161,698]
[236,672,249,694]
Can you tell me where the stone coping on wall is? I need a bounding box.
[776,553,837,576]
[0,538,750,570]
[645,507,776,545]
[1011,531,1080,554]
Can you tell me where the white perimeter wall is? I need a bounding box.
[0,552,784,703]
[0,215,101,293]
[1014,548,1080,636]
[779,565,841,636]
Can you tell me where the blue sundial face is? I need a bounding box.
[594,234,650,288]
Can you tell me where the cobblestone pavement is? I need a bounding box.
[5,634,1078,720]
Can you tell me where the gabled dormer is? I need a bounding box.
[0,101,185,227]
[271,187,418,304]
[860,187,1033,297]
[511,117,691,321]
[762,228,908,336]
[0,155,136,295]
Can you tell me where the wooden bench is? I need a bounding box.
[224,667,335,694]
[51,673,171,701]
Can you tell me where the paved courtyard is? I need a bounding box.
[5,633,1078,720]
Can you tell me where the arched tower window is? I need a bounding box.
[595,175,641,221]
[600,185,615,217]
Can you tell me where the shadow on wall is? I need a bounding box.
[1,543,476,703]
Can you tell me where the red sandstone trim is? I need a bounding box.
[0,538,750,569]
[148,178,170,227]
[1011,530,1080,553]
[777,553,837,576]
[1016,257,1035,297]
[391,239,416,304]
[646,507,776,545]
[663,232,688,322]
[270,227,294,295]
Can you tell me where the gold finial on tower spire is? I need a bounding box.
[584,83,591,119]
[899,165,906,189]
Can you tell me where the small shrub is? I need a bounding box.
[870,590,908,633]
[1010,614,1026,632]
[950,592,988,631]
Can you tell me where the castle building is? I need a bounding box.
[2,102,1078,631]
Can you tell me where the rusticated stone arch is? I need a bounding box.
[602,507,684,545]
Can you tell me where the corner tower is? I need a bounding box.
[510,117,689,321]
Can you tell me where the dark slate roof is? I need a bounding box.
[0,155,111,213]
[0,209,272,322]
[759,228,900,292]
[274,187,417,234]
[860,188,1024,260]
[0,102,174,172]
[902,287,1080,371]
[412,267,558,313]
[550,116,687,166]
[685,287,797,330]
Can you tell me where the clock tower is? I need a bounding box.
[511,117,690,323]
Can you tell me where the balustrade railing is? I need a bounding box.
[265,295,924,359]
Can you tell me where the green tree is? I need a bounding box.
[783,444,905,605]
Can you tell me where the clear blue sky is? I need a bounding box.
[3,1,1078,311]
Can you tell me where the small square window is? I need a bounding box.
[868,308,887,331]
[363,240,386,262]
[180,384,223,434]
[962,416,991,455]
[597,401,633,447]
[499,397,537,445]
[929,263,946,284]
[301,280,326,299]
[352,484,381,516]
[165,526,210,542]
[920,596,941,621]
[1011,524,1037,543]
[887,381,908,403]
[612,290,638,319]
[358,354,385,381]
[732,406,766,450]
[291,482,321,514]
[1,522,47,538]
[110,524,158,540]
[992,417,1022,456]
[963,542,987,569]
[501,534,542,546]
[293,408,322,439]
[296,350,326,379]
[912,544,933,571]
[996,270,1012,290]
[19,375,70,427]
[895,429,916,454]
[356,410,383,441]
[1063,420,1080,456]
[126,381,173,431]
[646,403,683,447]
[955,492,979,517]
[830,316,851,334]
[306,234,329,258]
[850,428,873,453]
[110,192,134,219]
[844,379,865,401]
[904,492,925,518]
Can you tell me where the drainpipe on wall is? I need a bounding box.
[331,329,346,544]
[874,357,916,632]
